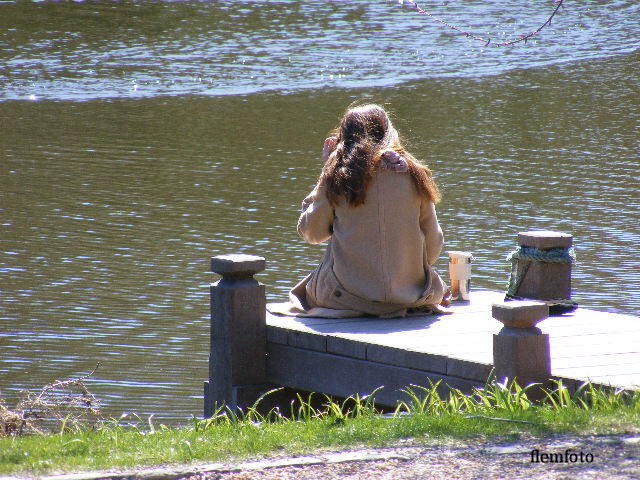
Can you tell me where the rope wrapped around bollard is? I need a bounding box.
[505,245,578,314]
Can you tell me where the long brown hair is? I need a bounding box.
[319,104,440,207]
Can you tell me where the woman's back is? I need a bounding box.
[335,167,443,302]
[303,164,442,306]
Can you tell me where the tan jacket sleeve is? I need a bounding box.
[297,183,334,244]
[419,200,444,265]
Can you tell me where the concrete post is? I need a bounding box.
[511,230,573,301]
[204,254,268,417]
[492,301,551,395]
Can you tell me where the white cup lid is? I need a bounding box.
[447,251,474,261]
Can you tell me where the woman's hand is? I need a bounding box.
[440,287,452,307]
[321,136,337,163]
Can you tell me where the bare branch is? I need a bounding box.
[395,0,565,47]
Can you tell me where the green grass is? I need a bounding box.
[1,380,639,475]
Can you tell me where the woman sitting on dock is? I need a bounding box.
[284,103,449,318]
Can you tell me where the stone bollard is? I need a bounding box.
[204,254,268,417]
[506,230,576,311]
[492,301,551,396]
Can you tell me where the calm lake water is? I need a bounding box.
[1,0,639,422]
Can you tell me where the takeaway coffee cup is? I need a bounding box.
[448,251,473,301]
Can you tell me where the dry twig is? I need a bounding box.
[0,364,102,436]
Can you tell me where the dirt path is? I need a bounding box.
[22,433,639,480]
[184,434,640,480]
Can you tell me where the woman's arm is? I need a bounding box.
[297,183,334,244]
[419,200,444,265]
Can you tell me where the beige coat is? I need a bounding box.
[291,167,447,317]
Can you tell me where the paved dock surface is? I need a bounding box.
[267,290,640,391]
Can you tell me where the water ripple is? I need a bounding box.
[1,0,639,100]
